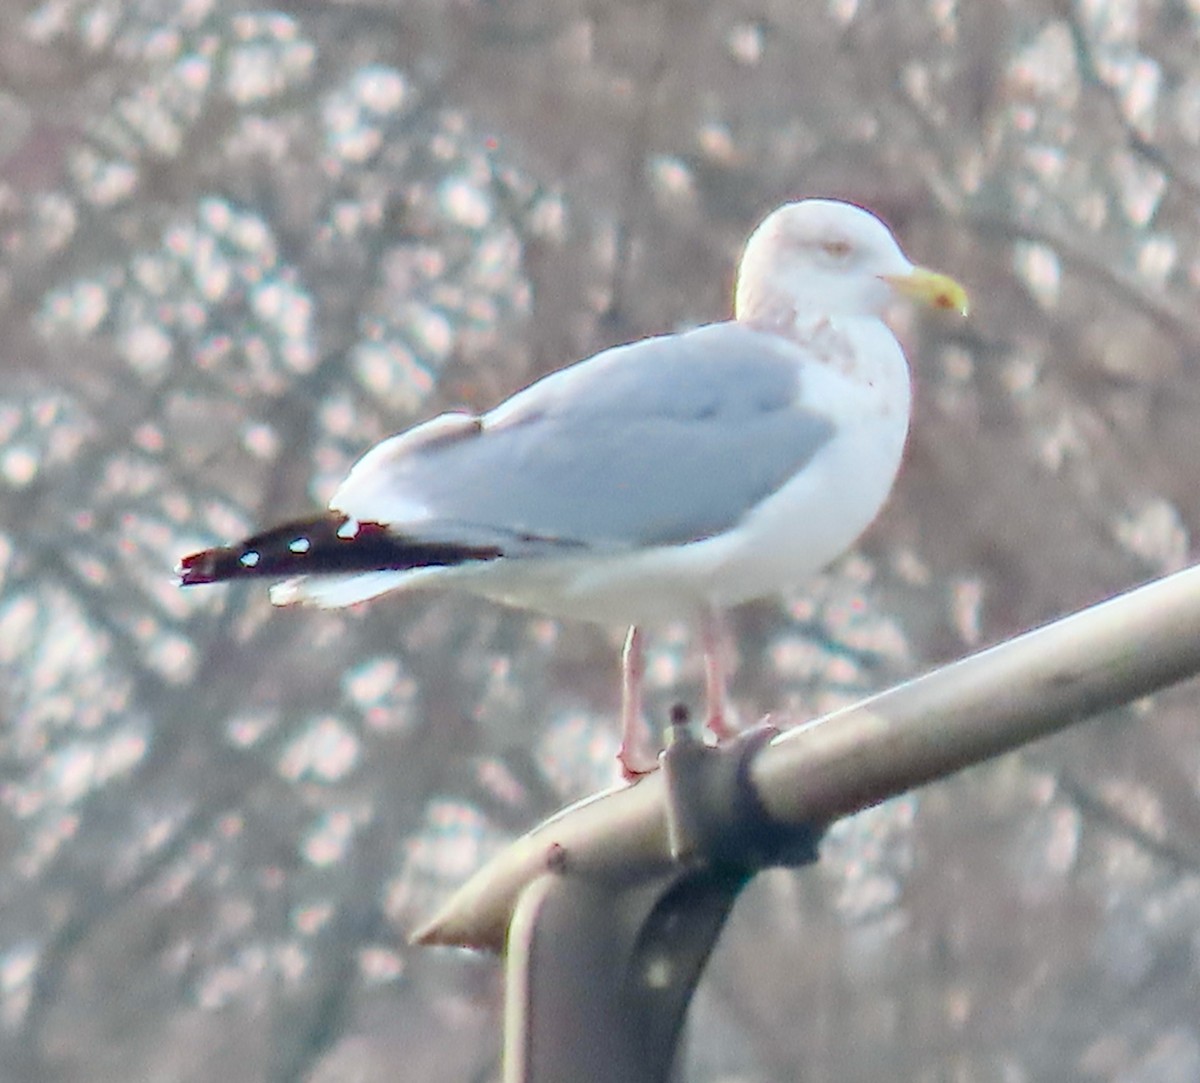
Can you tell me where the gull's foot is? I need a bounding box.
[704,708,739,743]
[617,742,659,782]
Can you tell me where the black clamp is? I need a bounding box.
[660,705,824,874]
[506,705,825,1083]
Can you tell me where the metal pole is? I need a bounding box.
[504,870,738,1083]
[502,725,820,1083]
[416,565,1200,952]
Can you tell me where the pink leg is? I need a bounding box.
[701,610,738,741]
[617,625,658,779]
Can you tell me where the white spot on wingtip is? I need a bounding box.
[336,518,360,539]
[289,537,311,554]
[240,550,261,568]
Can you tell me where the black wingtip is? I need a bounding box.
[177,513,360,586]
[177,512,505,588]
[177,547,233,586]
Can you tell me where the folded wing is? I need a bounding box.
[334,322,837,549]
[179,322,838,604]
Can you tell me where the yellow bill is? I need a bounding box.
[883,266,969,317]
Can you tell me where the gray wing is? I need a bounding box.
[333,322,837,551]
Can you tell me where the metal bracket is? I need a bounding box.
[504,711,824,1083]
[660,710,822,870]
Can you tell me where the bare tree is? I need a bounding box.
[0,1,1198,1080]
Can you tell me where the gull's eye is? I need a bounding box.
[821,238,853,260]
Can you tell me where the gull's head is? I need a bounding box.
[735,198,968,324]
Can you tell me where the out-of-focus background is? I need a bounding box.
[2,1,1199,1080]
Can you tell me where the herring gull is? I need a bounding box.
[179,198,968,778]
